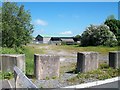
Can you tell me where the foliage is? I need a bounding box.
[0,71,13,79]
[74,34,81,42]
[81,24,118,47]
[99,63,109,69]
[104,17,120,36]
[104,17,120,45]
[67,64,119,83]
[2,47,24,54]
[1,2,33,48]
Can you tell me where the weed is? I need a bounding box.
[0,72,13,80]
[52,76,57,79]
[46,76,50,80]
[67,67,119,83]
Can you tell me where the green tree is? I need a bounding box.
[106,15,115,20]
[1,2,33,48]
[74,34,81,41]
[81,24,118,47]
[104,15,120,36]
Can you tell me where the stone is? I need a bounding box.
[109,51,120,68]
[34,54,60,80]
[77,52,99,73]
[0,54,25,73]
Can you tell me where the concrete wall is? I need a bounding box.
[109,51,120,68]
[0,54,25,73]
[77,52,99,73]
[34,54,60,80]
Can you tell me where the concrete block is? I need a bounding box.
[0,54,25,73]
[34,54,60,80]
[77,52,99,73]
[109,51,120,68]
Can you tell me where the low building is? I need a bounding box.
[35,34,74,45]
[61,38,74,45]
[35,35,51,44]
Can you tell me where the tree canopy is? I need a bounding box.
[81,24,118,47]
[104,19,120,36]
[1,2,34,48]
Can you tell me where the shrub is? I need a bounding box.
[81,24,118,47]
[99,63,109,69]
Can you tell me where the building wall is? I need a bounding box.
[35,35,43,43]
[43,37,51,44]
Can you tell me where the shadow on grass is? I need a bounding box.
[66,69,79,74]
[26,74,35,79]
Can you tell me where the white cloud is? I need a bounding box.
[34,19,48,26]
[59,31,73,35]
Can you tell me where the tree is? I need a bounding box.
[104,19,120,36]
[81,24,118,47]
[1,2,33,47]
[73,34,81,42]
[104,15,120,36]
[106,15,115,20]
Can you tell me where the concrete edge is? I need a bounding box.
[62,77,119,88]
[8,80,12,88]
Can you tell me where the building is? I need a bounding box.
[34,34,75,45]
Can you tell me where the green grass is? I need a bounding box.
[0,71,14,80]
[67,63,120,84]
[1,45,45,76]
[1,44,119,79]
[50,45,118,55]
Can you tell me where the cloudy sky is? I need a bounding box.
[17,2,118,37]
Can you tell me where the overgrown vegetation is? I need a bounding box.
[1,45,45,76]
[67,63,120,84]
[0,71,14,79]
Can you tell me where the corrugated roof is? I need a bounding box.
[39,34,73,38]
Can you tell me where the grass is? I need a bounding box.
[50,45,118,55]
[60,62,76,75]
[1,45,45,77]
[0,71,14,79]
[67,63,120,84]
[1,44,119,79]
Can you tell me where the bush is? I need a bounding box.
[81,24,118,47]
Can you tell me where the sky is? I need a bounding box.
[17,2,118,37]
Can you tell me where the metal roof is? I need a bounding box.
[39,34,73,38]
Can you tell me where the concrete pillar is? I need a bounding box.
[109,51,120,68]
[77,52,99,73]
[34,54,60,80]
[0,54,25,73]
